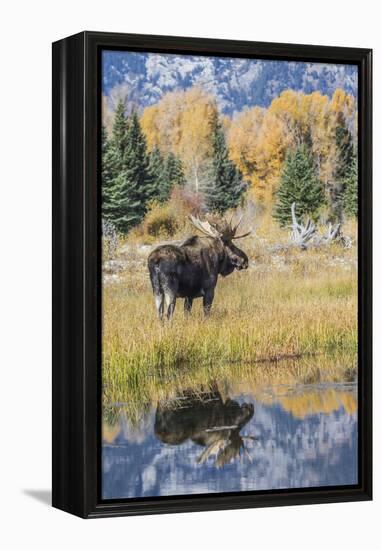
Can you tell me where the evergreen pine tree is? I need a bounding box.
[147,149,186,203]
[274,145,324,227]
[101,126,118,220]
[335,113,354,181]
[163,152,185,188]
[328,113,355,223]
[110,110,151,233]
[160,152,185,202]
[147,146,166,202]
[111,100,129,166]
[101,101,129,222]
[204,110,245,214]
[343,155,358,218]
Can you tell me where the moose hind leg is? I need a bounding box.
[184,297,193,315]
[164,279,178,321]
[154,293,164,321]
[165,291,177,321]
[149,264,164,321]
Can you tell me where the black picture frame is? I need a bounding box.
[52,31,372,519]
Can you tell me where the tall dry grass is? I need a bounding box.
[103,237,357,411]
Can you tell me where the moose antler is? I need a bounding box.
[232,230,252,240]
[232,215,243,233]
[196,431,256,467]
[220,216,252,240]
[190,215,252,240]
[189,215,221,238]
[230,215,252,239]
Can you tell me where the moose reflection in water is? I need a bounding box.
[154,389,255,467]
[102,382,358,499]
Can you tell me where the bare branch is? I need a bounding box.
[289,202,316,248]
[271,203,353,251]
[321,222,341,243]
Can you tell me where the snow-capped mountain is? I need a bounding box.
[102,51,358,115]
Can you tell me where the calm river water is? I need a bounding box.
[102,382,358,499]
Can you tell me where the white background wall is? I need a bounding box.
[0,1,378,548]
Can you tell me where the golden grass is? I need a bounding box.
[103,239,357,414]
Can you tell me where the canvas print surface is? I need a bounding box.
[101,50,358,500]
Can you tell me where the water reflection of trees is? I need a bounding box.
[101,383,358,498]
[154,389,255,467]
[276,387,357,418]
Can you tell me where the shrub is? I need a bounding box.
[102,219,119,260]
[170,186,204,218]
[142,201,179,238]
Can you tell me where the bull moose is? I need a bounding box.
[148,216,251,320]
[154,389,255,467]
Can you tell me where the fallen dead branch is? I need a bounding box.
[272,202,353,251]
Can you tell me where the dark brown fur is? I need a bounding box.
[154,390,254,466]
[148,234,248,320]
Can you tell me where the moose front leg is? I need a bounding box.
[184,297,193,315]
[203,289,214,317]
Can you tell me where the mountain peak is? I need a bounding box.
[102,51,358,115]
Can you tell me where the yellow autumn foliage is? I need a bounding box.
[278,388,357,418]
[139,86,357,209]
[141,87,217,191]
[228,89,357,205]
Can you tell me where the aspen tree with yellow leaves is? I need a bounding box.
[108,85,361,222]
[227,88,357,213]
[141,88,216,191]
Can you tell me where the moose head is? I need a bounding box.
[189,215,251,276]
